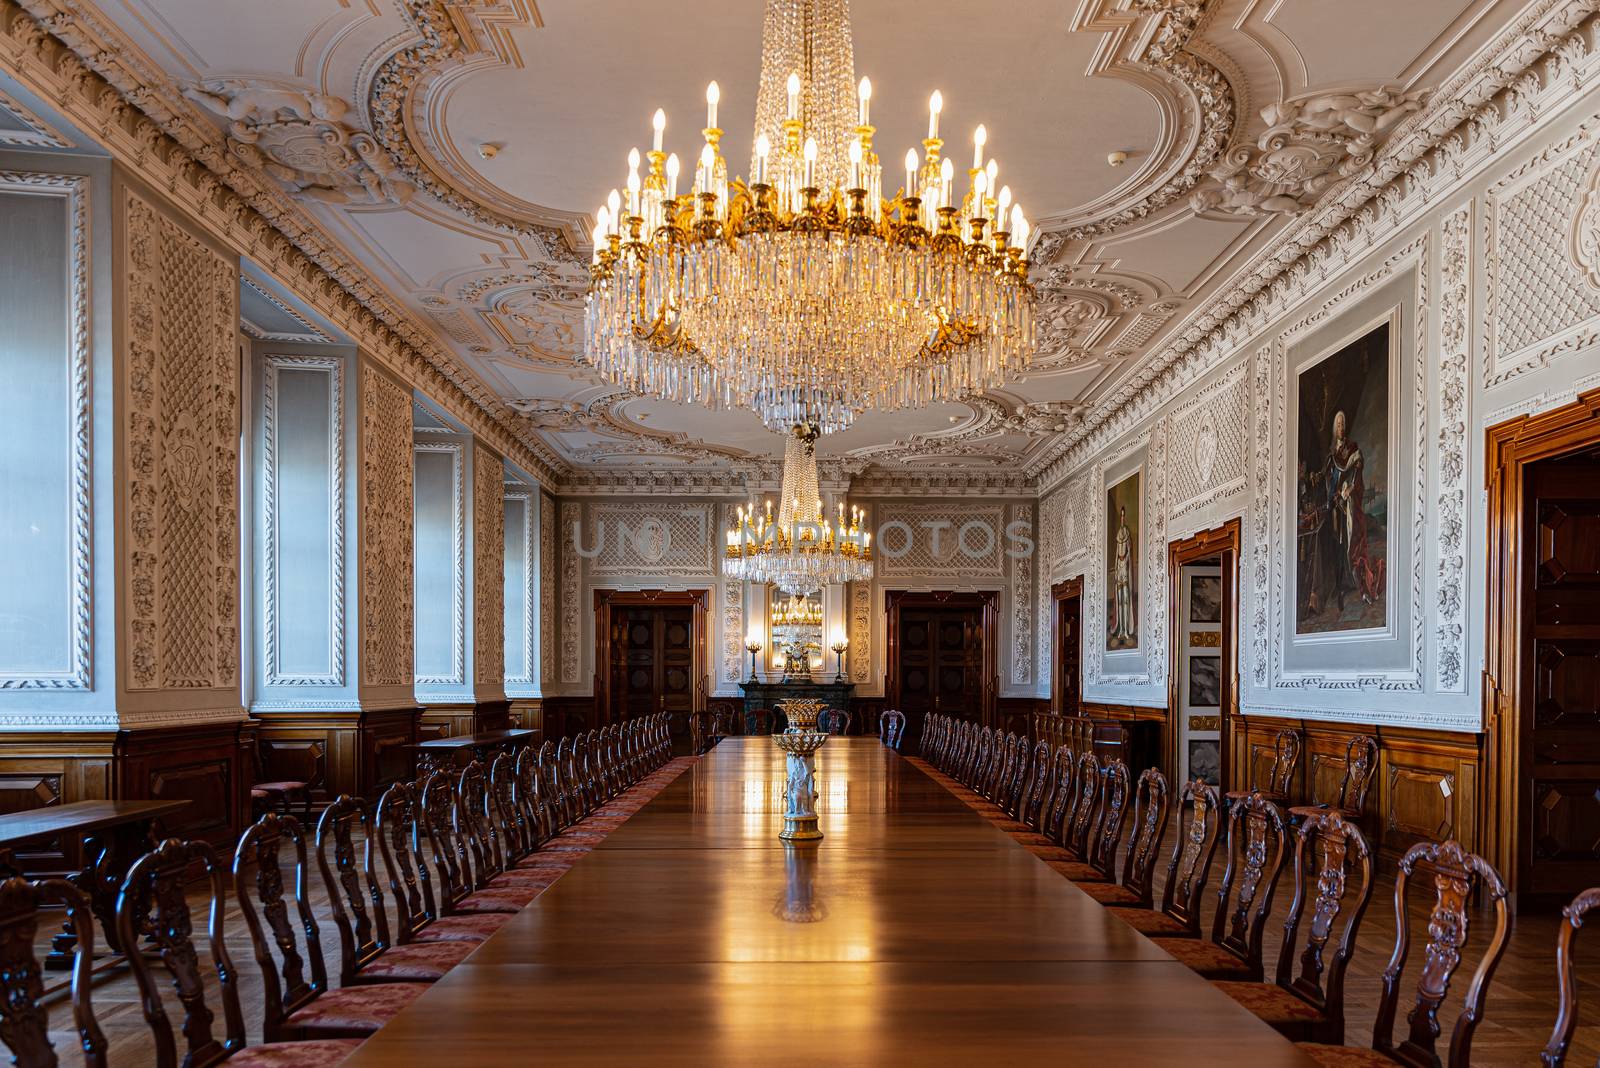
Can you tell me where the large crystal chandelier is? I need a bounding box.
[723,426,872,596]
[583,0,1035,435]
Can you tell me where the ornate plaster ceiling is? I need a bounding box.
[88,0,1519,477]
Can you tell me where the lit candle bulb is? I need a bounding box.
[704,81,720,130]
[626,168,641,216]
[665,152,680,200]
[1011,204,1028,249]
[607,188,621,221]
[848,137,863,189]
[940,156,953,208]
[972,123,987,171]
[904,148,918,198]
[592,205,608,257]
[803,136,818,190]
[787,72,801,120]
[755,133,770,185]
[997,184,1012,228]
[928,90,943,139]
[858,76,872,125]
[651,108,665,152]
[699,143,714,193]
[986,158,998,196]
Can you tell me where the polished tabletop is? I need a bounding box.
[345,738,1312,1066]
[0,799,189,846]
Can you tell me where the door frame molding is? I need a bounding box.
[1485,386,1600,902]
[884,590,999,729]
[1166,519,1241,790]
[1050,577,1084,715]
[592,588,709,729]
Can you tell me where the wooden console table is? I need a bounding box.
[410,728,539,774]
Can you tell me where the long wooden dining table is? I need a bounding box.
[344,737,1314,1065]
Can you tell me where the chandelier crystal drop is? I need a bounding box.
[583,0,1035,436]
[723,427,873,596]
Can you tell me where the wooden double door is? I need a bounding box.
[608,605,695,724]
[887,591,997,746]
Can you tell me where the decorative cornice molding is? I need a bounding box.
[0,0,567,487]
[1033,0,1600,492]
[0,83,67,146]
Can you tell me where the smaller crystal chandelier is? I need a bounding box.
[723,425,872,596]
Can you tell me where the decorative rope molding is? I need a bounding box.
[0,0,566,486]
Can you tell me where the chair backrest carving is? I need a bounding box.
[122,838,247,1068]
[419,768,472,908]
[0,876,108,1068]
[1210,793,1289,979]
[881,709,907,751]
[1157,781,1222,936]
[1087,759,1132,877]
[1118,768,1171,906]
[1262,728,1302,797]
[374,781,438,940]
[1335,734,1379,815]
[455,761,501,882]
[1041,746,1077,844]
[996,734,1022,810]
[1021,740,1055,829]
[1372,840,1510,1068]
[1542,886,1600,1066]
[1064,751,1102,857]
[314,795,393,987]
[232,814,328,1039]
[1274,811,1374,1038]
[818,708,852,735]
[745,707,775,736]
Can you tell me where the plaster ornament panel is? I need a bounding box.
[1435,204,1471,694]
[874,504,1006,580]
[1010,502,1034,686]
[185,80,414,206]
[583,502,714,579]
[413,441,465,688]
[850,578,871,684]
[539,491,556,686]
[262,353,344,688]
[1167,359,1248,521]
[473,443,506,687]
[362,366,416,689]
[719,506,744,687]
[1189,86,1429,220]
[1486,126,1600,387]
[1253,234,1429,700]
[0,172,90,691]
[1145,417,1169,689]
[240,276,332,343]
[122,190,239,692]
[560,500,581,684]
[0,86,69,147]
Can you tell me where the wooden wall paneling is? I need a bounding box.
[541,697,594,740]
[249,708,418,804]
[1379,726,1480,859]
[112,723,246,852]
[508,698,543,736]
[591,589,709,732]
[418,703,476,744]
[0,732,115,874]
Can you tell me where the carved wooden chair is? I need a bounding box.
[1061,751,1104,861]
[1047,759,1131,883]
[315,795,475,986]
[880,709,908,751]
[1542,886,1600,1066]
[1020,739,1056,830]
[1291,735,1379,826]
[415,770,537,917]
[978,733,1017,810]
[979,735,1027,825]
[1031,745,1078,853]
[1080,767,1171,908]
[1230,728,1302,806]
[1149,793,1289,983]
[1211,810,1374,1045]
[249,735,315,822]
[1005,735,1035,818]
[818,708,852,735]
[1296,839,1510,1067]
[1107,781,1222,940]
[0,876,108,1068]
[745,707,776,736]
[373,782,510,947]
[230,816,427,1045]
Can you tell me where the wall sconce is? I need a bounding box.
[830,637,849,683]
[745,638,763,682]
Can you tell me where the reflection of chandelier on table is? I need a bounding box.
[581,0,1036,437]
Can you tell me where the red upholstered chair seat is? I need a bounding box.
[514,853,579,871]
[226,1038,364,1068]
[456,885,541,912]
[1044,860,1108,882]
[990,819,1030,833]
[1294,1044,1395,1067]
[255,780,309,793]
[1007,832,1054,848]
[357,940,477,982]
[285,983,427,1035]
[1109,908,1195,938]
[413,913,511,943]
[488,867,566,889]
[1023,845,1075,861]
[1210,981,1327,1041]
[1078,882,1142,906]
[1148,937,1253,981]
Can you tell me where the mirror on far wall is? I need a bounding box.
[768,586,824,681]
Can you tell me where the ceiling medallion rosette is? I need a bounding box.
[581,0,1036,436]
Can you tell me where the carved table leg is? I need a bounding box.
[47,819,158,970]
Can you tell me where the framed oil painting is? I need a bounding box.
[1188,739,1221,786]
[1189,574,1222,623]
[1187,655,1220,707]
[1104,471,1141,652]
[1294,318,1390,636]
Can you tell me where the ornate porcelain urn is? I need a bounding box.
[772,698,829,840]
